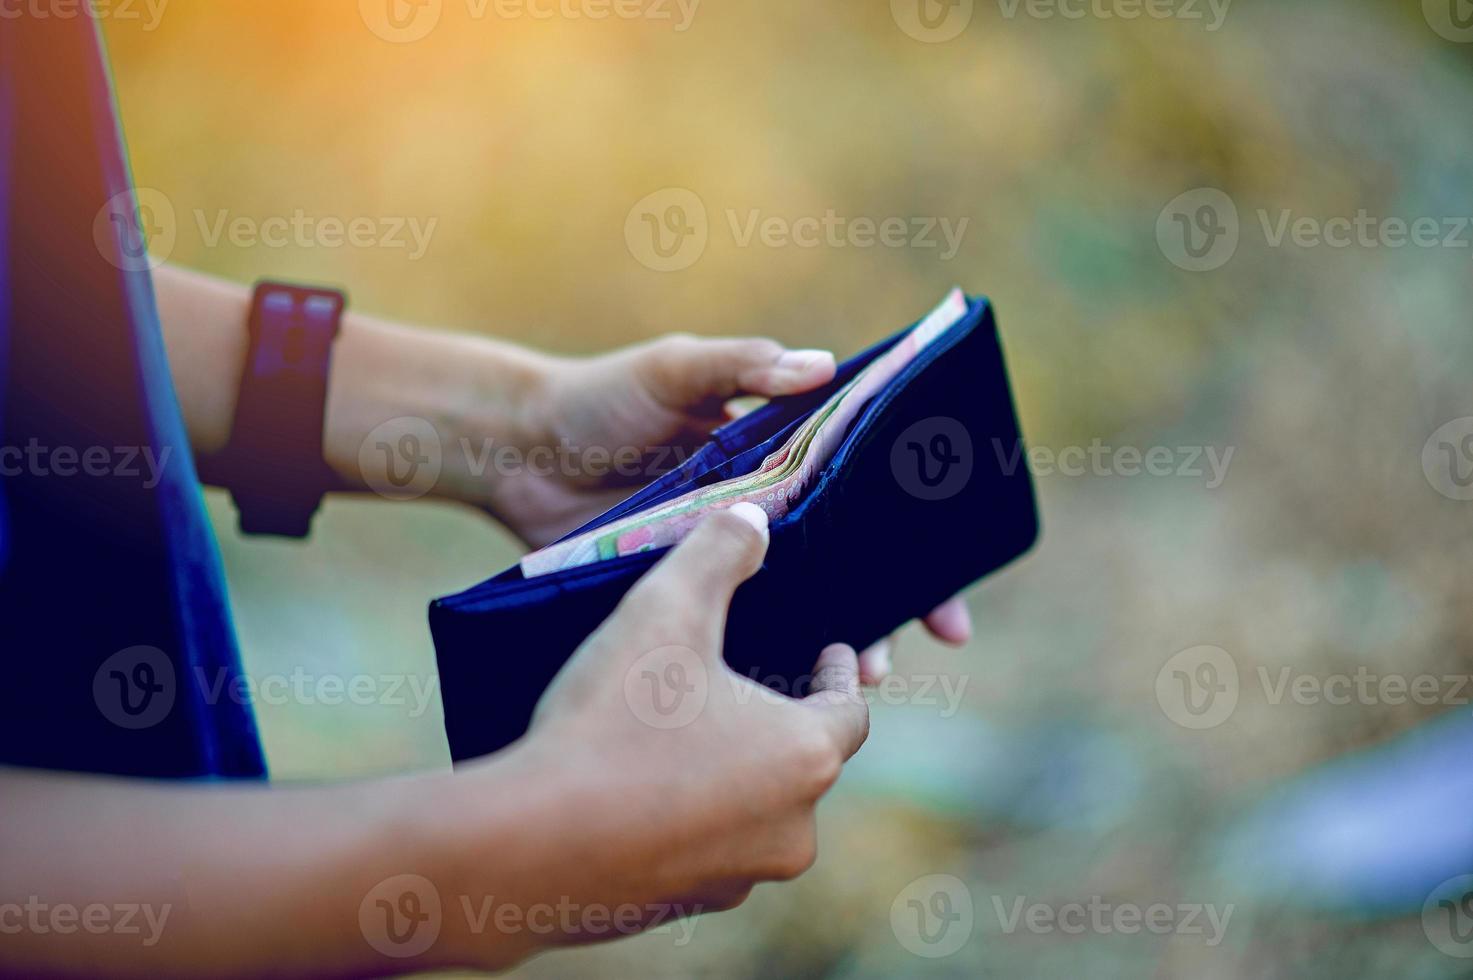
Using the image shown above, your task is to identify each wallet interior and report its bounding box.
[442,298,974,608]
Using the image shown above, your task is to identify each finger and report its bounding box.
[922,597,972,646]
[857,638,893,687]
[723,395,769,421]
[804,644,870,761]
[639,335,837,410]
[737,347,836,398]
[678,882,754,915]
[621,503,771,651]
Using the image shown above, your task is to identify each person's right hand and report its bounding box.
[446,502,869,967]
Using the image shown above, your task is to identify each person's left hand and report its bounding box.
[473,333,840,548]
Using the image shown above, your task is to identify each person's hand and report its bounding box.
[443,504,868,964]
[459,333,839,548]
[858,596,973,685]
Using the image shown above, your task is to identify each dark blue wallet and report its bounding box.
[430,295,1039,761]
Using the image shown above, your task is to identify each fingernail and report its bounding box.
[870,641,893,678]
[728,502,770,537]
[776,349,835,374]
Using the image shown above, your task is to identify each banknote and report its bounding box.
[520,288,969,578]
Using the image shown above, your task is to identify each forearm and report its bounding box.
[152,264,550,493]
[0,756,545,978]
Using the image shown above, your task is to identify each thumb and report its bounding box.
[639,335,837,409]
[620,503,771,653]
[804,644,870,761]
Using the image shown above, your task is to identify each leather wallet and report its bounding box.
[430,294,1039,761]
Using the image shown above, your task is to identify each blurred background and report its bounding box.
[105,1,1473,976]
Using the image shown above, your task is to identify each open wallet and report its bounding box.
[430,290,1040,761]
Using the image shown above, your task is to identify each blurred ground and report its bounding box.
[108,1,1473,976]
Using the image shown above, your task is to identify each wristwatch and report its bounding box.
[221,281,347,538]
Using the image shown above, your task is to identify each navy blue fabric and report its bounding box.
[432,297,1040,761]
[0,37,12,574]
[0,16,266,779]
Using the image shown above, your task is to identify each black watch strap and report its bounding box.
[221,281,346,538]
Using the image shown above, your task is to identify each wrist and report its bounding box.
[322,314,554,503]
[417,743,571,971]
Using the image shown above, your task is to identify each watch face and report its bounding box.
[250,285,345,375]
